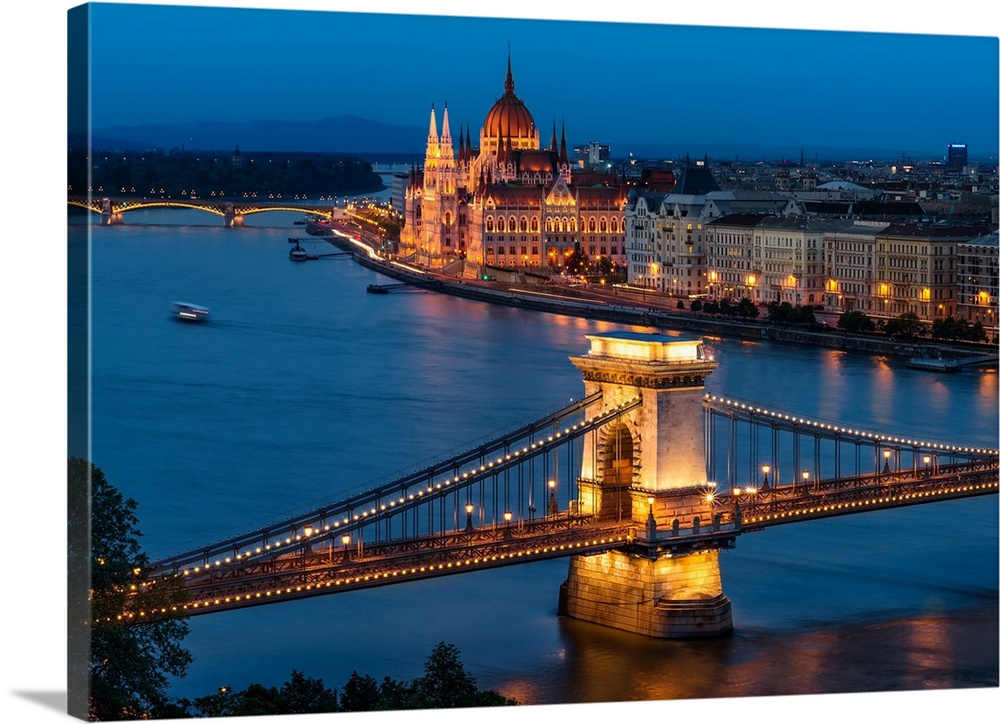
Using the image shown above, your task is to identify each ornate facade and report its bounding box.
[400,56,627,274]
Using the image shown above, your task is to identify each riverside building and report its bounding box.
[399,56,627,276]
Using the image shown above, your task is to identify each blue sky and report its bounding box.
[80,1,999,159]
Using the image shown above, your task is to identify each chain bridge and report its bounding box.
[109,332,998,638]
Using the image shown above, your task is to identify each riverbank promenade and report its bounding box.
[313,219,995,364]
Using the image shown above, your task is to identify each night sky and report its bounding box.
[80,1,999,159]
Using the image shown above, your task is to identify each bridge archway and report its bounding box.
[597,421,635,520]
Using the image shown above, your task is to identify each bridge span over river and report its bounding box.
[106,332,998,639]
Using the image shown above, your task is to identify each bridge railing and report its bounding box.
[714,460,998,530]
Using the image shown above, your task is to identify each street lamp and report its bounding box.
[883,449,892,475]
[801,469,810,495]
[646,496,657,539]
[465,503,475,532]
[341,533,351,563]
[503,510,513,538]
[923,454,931,478]
[761,464,771,490]
[547,479,558,516]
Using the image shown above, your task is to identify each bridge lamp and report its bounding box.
[923,454,932,478]
[802,470,810,494]
[341,534,351,562]
[883,450,892,474]
[548,480,559,516]
[761,464,770,488]
[465,503,475,532]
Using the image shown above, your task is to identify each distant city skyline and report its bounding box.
[80,2,999,161]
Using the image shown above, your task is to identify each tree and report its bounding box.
[190,671,339,717]
[734,297,759,319]
[339,671,382,712]
[69,458,193,720]
[883,312,925,341]
[837,310,876,334]
[411,642,517,708]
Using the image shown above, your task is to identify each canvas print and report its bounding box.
[65,1,998,722]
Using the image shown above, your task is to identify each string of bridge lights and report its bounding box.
[739,478,998,527]
[151,399,641,581]
[703,394,999,457]
[107,535,631,624]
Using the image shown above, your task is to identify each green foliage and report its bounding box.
[190,671,338,717]
[183,643,517,716]
[931,316,988,342]
[700,297,759,319]
[766,301,817,327]
[837,310,876,333]
[882,312,925,341]
[339,671,383,712]
[69,458,193,721]
[68,148,383,199]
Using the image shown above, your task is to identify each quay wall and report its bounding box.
[326,236,993,362]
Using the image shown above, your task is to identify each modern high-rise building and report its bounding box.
[947,143,968,171]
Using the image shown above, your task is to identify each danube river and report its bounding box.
[73,201,998,713]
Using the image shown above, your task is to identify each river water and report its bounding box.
[73,199,998,717]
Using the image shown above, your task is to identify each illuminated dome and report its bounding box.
[481,56,538,148]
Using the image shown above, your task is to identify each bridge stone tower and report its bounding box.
[558,331,734,638]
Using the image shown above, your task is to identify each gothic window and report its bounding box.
[486,217,494,232]
[531,217,539,232]
[498,217,506,232]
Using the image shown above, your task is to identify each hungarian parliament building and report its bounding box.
[399,56,627,274]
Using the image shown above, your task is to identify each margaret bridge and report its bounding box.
[104,332,998,639]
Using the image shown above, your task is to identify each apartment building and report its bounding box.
[822,222,888,313]
[873,224,995,321]
[753,217,851,306]
[956,232,999,335]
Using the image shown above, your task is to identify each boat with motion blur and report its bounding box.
[171,301,210,322]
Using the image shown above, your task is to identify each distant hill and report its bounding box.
[87,115,427,155]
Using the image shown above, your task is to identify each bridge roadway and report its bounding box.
[112,459,997,624]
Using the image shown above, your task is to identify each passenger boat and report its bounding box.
[289,242,309,262]
[171,302,210,322]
